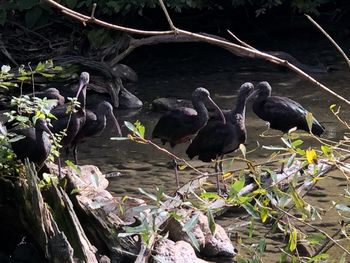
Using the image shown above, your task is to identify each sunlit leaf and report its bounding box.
[291,139,303,148]
[260,207,268,223]
[309,253,329,261]
[305,112,314,132]
[306,148,317,164]
[239,144,246,158]
[110,136,130,141]
[201,192,222,200]
[178,164,187,171]
[230,177,245,196]
[288,228,298,252]
[124,121,136,132]
[222,172,233,179]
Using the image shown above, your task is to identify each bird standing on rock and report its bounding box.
[186,83,254,193]
[250,81,325,136]
[70,101,122,164]
[152,87,226,188]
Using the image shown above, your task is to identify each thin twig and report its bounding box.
[305,14,350,68]
[227,30,257,51]
[44,0,173,36]
[275,206,350,256]
[158,0,177,32]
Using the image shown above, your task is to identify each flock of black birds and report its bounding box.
[2,71,325,193]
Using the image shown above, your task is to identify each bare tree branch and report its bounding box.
[305,14,350,68]
[44,0,350,106]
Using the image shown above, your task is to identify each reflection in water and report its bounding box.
[75,48,350,261]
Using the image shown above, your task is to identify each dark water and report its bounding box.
[71,44,350,260]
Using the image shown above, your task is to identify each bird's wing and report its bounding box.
[186,121,232,160]
[152,108,197,139]
[262,96,308,123]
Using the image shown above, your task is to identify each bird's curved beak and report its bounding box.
[41,121,54,138]
[109,111,122,137]
[75,79,86,99]
[247,89,258,101]
[208,97,226,124]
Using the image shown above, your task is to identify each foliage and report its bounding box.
[0,62,65,174]
[0,0,333,27]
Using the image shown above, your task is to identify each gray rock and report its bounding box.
[119,87,143,109]
[151,97,193,112]
[153,239,208,263]
[164,210,237,258]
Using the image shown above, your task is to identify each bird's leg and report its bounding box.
[173,157,179,188]
[172,149,179,188]
[73,145,78,165]
[215,155,221,194]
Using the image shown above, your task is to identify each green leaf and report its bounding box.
[287,153,296,168]
[306,233,326,245]
[35,62,45,71]
[260,207,268,223]
[258,238,266,253]
[124,121,136,132]
[288,228,298,252]
[309,253,329,262]
[201,192,222,200]
[230,177,245,196]
[242,203,260,219]
[291,139,303,148]
[207,208,216,235]
[291,187,306,210]
[183,211,200,233]
[187,231,200,251]
[65,160,81,175]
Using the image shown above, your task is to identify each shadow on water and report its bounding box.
[75,44,350,261]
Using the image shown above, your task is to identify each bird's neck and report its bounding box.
[192,99,209,125]
[233,97,247,120]
[78,89,86,110]
[35,128,44,146]
[96,111,107,127]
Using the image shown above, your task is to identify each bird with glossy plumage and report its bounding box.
[186,82,254,193]
[70,101,122,164]
[10,118,53,168]
[31,88,65,106]
[50,72,90,148]
[250,81,325,136]
[152,87,226,187]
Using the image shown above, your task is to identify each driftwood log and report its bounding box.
[0,160,237,262]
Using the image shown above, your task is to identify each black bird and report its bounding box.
[70,101,122,164]
[50,72,90,148]
[186,83,254,193]
[10,118,53,168]
[152,87,226,187]
[31,88,65,106]
[250,81,325,136]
